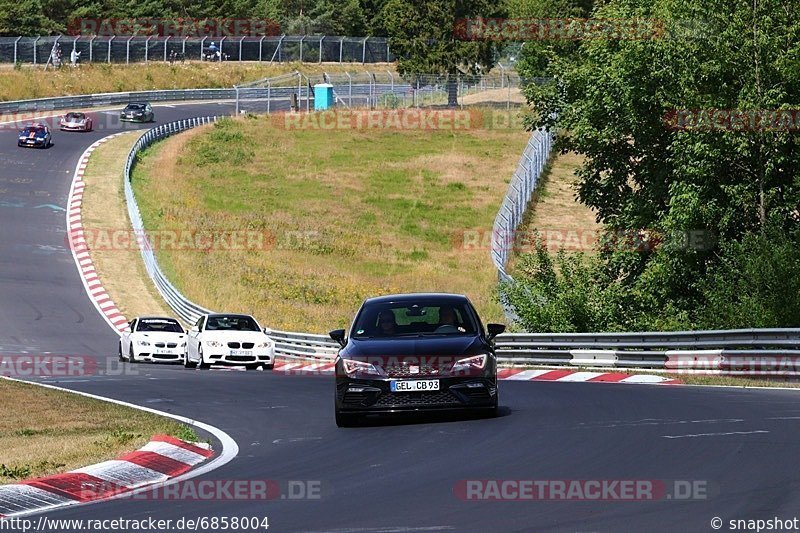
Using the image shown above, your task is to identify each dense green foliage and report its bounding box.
[383,0,504,76]
[505,0,800,331]
[0,0,390,36]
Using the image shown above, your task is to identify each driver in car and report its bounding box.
[377,310,397,336]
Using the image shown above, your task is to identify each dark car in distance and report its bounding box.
[120,102,154,123]
[330,293,505,427]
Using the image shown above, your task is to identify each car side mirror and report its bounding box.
[486,323,505,341]
[329,329,347,348]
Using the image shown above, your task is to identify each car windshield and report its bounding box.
[351,300,478,338]
[137,319,183,333]
[125,104,144,111]
[66,113,84,120]
[22,127,44,134]
[205,315,261,331]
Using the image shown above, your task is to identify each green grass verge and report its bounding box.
[131,113,529,332]
[0,379,199,484]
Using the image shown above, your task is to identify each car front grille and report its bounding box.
[227,342,255,349]
[384,364,443,377]
[374,390,462,407]
[154,342,179,348]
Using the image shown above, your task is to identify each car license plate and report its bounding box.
[154,350,172,355]
[231,350,252,356]
[391,380,440,392]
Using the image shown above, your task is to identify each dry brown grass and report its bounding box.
[131,114,529,332]
[461,87,526,105]
[508,152,599,269]
[81,132,176,320]
[0,62,395,102]
[0,379,194,484]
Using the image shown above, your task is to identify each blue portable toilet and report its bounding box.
[314,83,334,110]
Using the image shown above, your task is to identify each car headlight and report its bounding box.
[137,340,151,346]
[452,354,488,371]
[206,340,223,348]
[341,358,381,376]
[256,341,272,348]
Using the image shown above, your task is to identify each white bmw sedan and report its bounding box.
[119,316,187,363]
[185,313,275,370]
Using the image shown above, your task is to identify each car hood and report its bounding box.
[343,335,486,358]
[133,332,186,342]
[200,331,270,341]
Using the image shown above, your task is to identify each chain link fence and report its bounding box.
[0,36,393,65]
[492,128,555,283]
[234,69,533,112]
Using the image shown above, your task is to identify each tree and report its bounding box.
[0,1,52,36]
[510,0,593,78]
[382,0,505,105]
[506,0,800,331]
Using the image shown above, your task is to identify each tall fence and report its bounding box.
[0,36,393,64]
[491,128,554,282]
[235,70,528,112]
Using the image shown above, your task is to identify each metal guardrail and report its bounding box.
[495,329,800,370]
[124,117,219,326]
[0,87,300,115]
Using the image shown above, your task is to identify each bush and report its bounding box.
[697,230,800,329]
[502,228,800,332]
[500,242,624,332]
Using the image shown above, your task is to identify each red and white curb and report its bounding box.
[273,359,336,374]
[66,134,130,335]
[0,435,212,518]
[271,360,681,384]
[497,368,680,384]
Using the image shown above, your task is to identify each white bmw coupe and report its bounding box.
[119,316,187,363]
[185,313,275,370]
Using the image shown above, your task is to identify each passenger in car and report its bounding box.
[439,306,458,326]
